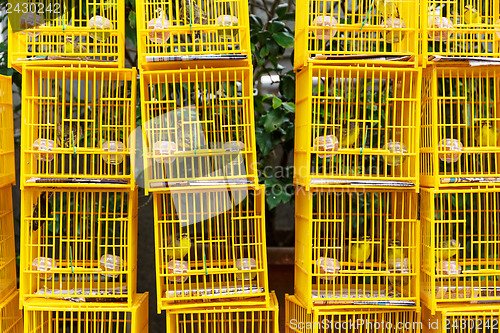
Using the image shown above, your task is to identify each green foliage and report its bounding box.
[0,3,22,119]
[126,8,137,47]
[251,3,295,210]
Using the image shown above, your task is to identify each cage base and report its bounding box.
[166,292,278,332]
[286,294,421,333]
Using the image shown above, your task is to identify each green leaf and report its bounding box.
[264,108,285,132]
[272,96,282,109]
[312,83,326,95]
[266,193,282,210]
[282,102,295,113]
[254,95,264,114]
[279,75,295,101]
[270,21,286,33]
[250,15,263,29]
[276,4,289,19]
[125,14,137,46]
[264,178,292,209]
[255,128,273,156]
[272,31,294,48]
[259,45,269,57]
[256,56,265,67]
[128,11,136,29]
[267,41,279,56]
[280,190,293,204]
[262,94,274,101]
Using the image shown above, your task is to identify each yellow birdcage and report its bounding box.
[422,0,500,63]
[421,66,500,188]
[0,185,17,302]
[294,0,419,70]
[166,291,279,332]
[423,304,500,333]
[421,187,500,314]
[0,75,15,187]
[23,293,149,333]
[286,294,421,333]
[19,187,138,306]
[135,0,251,70]
[8,0,124,73]
[0,291,23,333]
[295,187,419,312]
[153,185,269,311]
[140,65,258,193]
[20,66,137,189]
[294,64,421,190]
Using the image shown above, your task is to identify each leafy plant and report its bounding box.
[250,3,295,210]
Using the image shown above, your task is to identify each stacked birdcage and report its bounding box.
[289,0,421,331]
[422,305,500,333]
[422,0,500,65]
[8,0,125,71]
[135,0,278,330]
[0,75,22,333]
[8,2,149,330]
[419,1,500,329]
